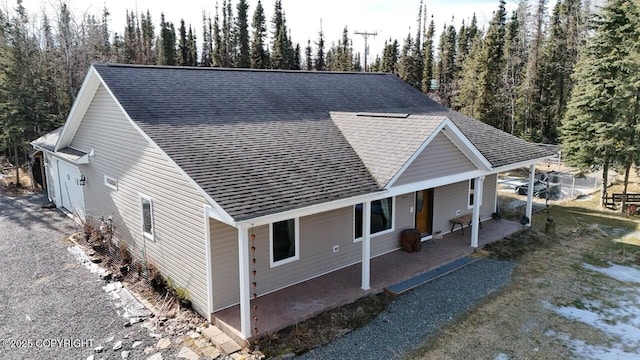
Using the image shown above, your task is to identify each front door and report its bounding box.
[415,189,434,236]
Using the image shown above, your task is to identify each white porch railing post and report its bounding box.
[526,164,535,226]
[237,226,251,339]
[362,200,371,290]
[471,176,484,248]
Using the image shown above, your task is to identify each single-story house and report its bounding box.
[32,64,553,341]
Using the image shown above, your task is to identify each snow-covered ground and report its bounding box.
[545,263,640,359]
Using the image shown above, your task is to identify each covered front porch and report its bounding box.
[212,218,522,342]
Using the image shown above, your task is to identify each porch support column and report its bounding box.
[471,176,485,248]
[525,164,535,226]
[361,200,371,290]
[237,226,251,339]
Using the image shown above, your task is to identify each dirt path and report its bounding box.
[410,200,640,359]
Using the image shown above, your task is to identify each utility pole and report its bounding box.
[354,30,377,72]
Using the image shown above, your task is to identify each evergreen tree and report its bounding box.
[187,25,198,66]
[40,14,67,125]
[474,0,508,129]
[503,10,527,134]
[435,23,457,107]
[113,32,124,62]
[332,26,354,71]
[250,0,269,69]
[352,52,362,72]
[235,0,250,68]
[456,33,484,116]
[292,43,301,70]
[314,27,326,71]
[140,11,154,64]
[538,0,585,143]
[519,0,548,139]
[99,6,111,61]
[212,10,223,67]
[178,19,188,65]
[398,32,418,88]
[159,13,177,66]
[421,17,435,92]
[380,38,399,74]
[0,0,53,186]
[56,3,84,100]
[201,13,213,66]
[304,40,313,70]
[270,0,294,69]
[221,0,234,67]
[561,0,640,206]
[124,10,139,63]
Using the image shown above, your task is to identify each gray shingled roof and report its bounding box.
[93,64,554,221]
[332,112,446,187]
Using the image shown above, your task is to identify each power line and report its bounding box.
[354,30,378,72]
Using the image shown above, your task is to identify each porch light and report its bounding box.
[79,175,86,186]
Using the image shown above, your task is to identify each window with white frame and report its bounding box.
[468,179,482,208]
[468,179,475,208]
[139,194,155,241]
[104,175,118,190]
[354,197,394,241]
[270,218,299,266]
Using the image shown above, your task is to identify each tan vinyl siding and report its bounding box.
[210,194,414,310]
[70,85,210,315]
[210,219,239,311]
[432,174,497,235]
[394,132,477,186]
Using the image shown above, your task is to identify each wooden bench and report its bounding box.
[449,214,482,235]
[603,193,640,209]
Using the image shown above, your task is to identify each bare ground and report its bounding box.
[410,192,640,359]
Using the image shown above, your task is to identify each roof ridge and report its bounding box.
[94,62,390,76]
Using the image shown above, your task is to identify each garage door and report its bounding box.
[57,160,85,221]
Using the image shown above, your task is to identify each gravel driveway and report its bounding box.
[299,258,515,360]
[0,193,178,360]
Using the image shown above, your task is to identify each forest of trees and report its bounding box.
[0,0,637,199]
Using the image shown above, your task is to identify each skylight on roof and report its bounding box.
[356,113,410,119]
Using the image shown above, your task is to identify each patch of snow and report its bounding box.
[103,281,151,319]
[494,353,509,360]
[547,331,640,360]
[544,277,640,356]
[583,263,640,284]
[67,246,107,275]
[67,245,150,320]
[545,302,640,348]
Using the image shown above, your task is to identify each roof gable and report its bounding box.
[392,131,478,187]
[331,112,446,187]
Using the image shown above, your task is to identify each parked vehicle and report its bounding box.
[515,179,547,196]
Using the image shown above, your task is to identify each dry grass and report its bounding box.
[0,166,33,195]
[409,193,640,360]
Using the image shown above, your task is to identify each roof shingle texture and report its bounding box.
[93,64,554,221]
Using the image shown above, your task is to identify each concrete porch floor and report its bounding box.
[213,219,523,340]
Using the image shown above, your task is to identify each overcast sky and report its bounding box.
[15,0,539,61]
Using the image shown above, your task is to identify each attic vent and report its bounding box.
[356,112,410,119]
